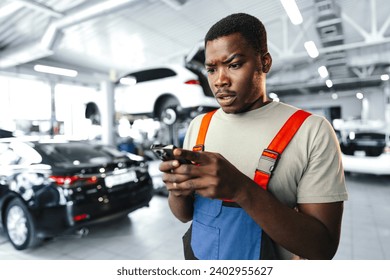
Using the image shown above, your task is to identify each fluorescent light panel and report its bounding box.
[119,76,137,86]
[280,0,303,25]
[304,41,319,58]
[381,74,389,81]
[269,92,278,99]
[34,64,78,77]
[318,66,329,78]
[326,79,333,88]
[0,2,23,18]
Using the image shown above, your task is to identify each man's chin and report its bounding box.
[220,106,238,114]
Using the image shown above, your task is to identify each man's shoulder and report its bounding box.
[275,102,326,124]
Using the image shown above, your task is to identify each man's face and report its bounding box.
[205,33,270,114]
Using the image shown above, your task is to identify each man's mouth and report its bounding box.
[215,91,237,106]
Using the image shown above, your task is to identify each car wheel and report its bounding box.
[4,198,39,250]
[157,98,180,126]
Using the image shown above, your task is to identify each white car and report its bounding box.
[115,64,219,125]
[339,125,390,175]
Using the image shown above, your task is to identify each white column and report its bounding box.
[384,81,390,125]
[49,80,57,136]
[100,80,116,146]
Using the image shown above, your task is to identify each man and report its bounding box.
[159,13,348,260]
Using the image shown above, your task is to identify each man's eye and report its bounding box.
[206,68,215,74]
[229,63,241,69]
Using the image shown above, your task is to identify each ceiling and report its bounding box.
[0,0,389,96]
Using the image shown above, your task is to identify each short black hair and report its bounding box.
[204,13,268,56]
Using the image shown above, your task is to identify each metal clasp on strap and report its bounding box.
[257,149,280,175]
[192,144,204,152]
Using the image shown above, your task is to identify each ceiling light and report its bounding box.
[304,41,319,58]
[0,2,23,18]
[381,74,389,81]
[356,92,364,100]
[318,66,329,78]
[119,76,137,86]
[326,79,333,88]
[269,92,280,102]
[280,0,303,25]
[331,93,338,100]
[34,64,78,77]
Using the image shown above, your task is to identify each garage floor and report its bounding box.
[0,173,389,260]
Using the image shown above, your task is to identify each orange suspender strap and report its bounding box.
[254,110,311,190]
[193,109,217,152]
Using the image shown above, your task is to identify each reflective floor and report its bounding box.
[334,173,390,260]
[0,173,389,260]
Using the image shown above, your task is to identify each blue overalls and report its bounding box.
[184,109,311,260]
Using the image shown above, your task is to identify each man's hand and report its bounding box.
[159,157,194,197]
[159,147,251,200]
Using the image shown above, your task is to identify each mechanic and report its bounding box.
[159,13,348,260]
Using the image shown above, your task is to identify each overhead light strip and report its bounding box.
[280,0,303,25]
[318,66,329,78]
[0,2,23,18]
[304,41,319,58]
[381,74,389,81]
[119,76,137,86]
[34,64,78,77]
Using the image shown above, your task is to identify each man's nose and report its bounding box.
[214,68,230,88]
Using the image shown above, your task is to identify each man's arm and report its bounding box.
[234,178,343,259]
[167,193,194,223]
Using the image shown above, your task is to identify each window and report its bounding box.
[37,143,112,165]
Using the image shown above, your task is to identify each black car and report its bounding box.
[0,138,154,250]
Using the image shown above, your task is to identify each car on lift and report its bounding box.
[115,49,219,126]
[337,121,390,175]
[0,137,154,250]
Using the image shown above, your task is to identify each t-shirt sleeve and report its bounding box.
[297,117,348,203]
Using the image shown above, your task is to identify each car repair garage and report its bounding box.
[0,0,389,263]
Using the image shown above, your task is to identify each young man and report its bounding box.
[159,13,348,260]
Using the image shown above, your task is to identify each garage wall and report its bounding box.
[283,87,387,123]
[364,88,387,121]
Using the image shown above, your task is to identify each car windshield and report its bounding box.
[36,142,113,165]
[354,132,386,140]
[122,68,176,84]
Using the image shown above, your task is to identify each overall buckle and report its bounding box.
[192,144,204,152]
[257,149,280,175]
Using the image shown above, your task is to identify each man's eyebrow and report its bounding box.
[205,53,243,67]
[223,53,243,64]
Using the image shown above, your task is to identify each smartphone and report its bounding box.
[150,144,191,164]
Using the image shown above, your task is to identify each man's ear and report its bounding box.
[261,52,272,73]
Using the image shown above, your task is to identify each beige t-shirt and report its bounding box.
[183,101,348,259]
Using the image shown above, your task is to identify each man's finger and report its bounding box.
[173,148,204,164]
[159,159,180,172]
[162,172,190,184]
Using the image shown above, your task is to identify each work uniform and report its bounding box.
[182,101,348,260]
